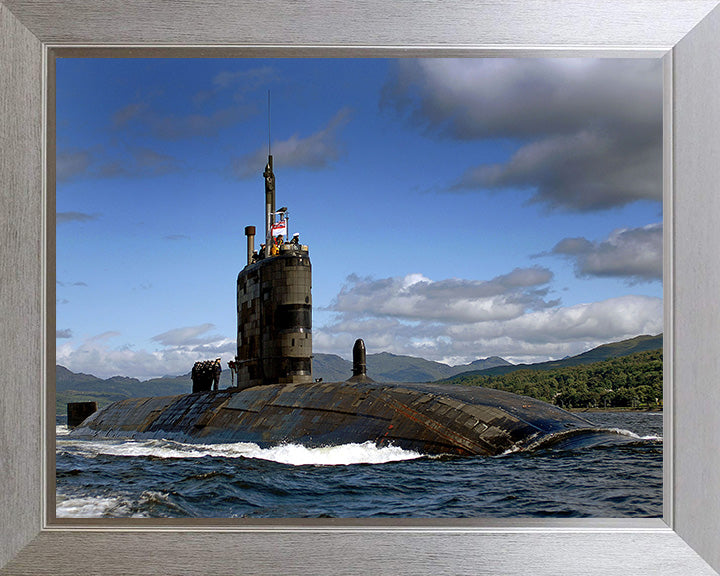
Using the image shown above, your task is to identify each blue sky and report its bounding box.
[56,58,663,379]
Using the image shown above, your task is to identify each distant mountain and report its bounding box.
[55,334,661,415]
[459,356,513,372]
[55,365,234,415]
[439,333,663,382]
[312,352,511,383]
[311,353,353,382]
[57,351,512,413]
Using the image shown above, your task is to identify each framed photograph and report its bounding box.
[2,1,720,574]
[52,55,665,521]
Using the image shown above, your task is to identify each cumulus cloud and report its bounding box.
[382,58,662,212]
[445,295,662,344]
[56,324,236,380]
[56,329,72,339]
[316,268,662,365]
[548,223,662,283]
[329,267,556,324]
[232,108,352,178]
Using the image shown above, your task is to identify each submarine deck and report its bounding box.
[70,379,604,456]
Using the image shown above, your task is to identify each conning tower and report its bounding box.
[234,155,312,388]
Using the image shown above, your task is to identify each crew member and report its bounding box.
[212,358,222,391]
[191,362,199,393]
[291,232,300,245]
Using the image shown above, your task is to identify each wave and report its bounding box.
[602,427,663,442]
[56,490,182,518]
[56,437,423,466]
[55,493,147,518]
[522,426,663,453]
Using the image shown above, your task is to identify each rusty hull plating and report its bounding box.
[69,154,608,456]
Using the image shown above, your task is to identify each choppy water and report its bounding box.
[55,411,662,518]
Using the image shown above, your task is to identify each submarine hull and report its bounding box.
[71,380,615,456]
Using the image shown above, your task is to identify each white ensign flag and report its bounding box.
[271,219,288,237]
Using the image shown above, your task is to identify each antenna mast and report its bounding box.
[263,91,276,256]
[267,89,271,156]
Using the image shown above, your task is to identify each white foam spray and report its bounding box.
[56,437,423,466]
[55,493,146,518]
[603,427,663,442]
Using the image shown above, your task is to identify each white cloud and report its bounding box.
[57,325,236,380]
[329,268,556,324]
[57,289,662,378]
[316,268,662,365]
[548,223,662,282]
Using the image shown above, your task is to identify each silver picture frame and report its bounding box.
[2,1,720,574]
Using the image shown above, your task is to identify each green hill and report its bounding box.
[440,334,662,381]
[445,348,663,409]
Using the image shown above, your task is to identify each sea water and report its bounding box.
[55,411,662,518]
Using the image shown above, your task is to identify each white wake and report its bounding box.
[56,434,423,466]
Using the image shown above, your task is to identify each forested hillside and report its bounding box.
[445,349,662,409]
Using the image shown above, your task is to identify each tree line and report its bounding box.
[449,349,662,409]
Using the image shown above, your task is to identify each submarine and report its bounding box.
[67,154,626,456]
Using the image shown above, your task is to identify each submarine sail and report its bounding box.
[234,155,312,388]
